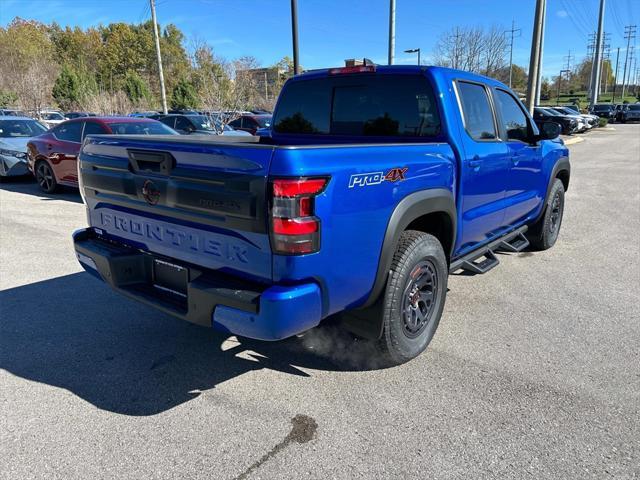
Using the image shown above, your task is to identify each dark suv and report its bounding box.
[619,104,640,123]
[228,114,272,135]
[589,104,615,120]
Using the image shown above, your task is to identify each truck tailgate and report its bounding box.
[78,135,275,282]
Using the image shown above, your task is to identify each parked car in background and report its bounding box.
[27,117,177,193]
[554,106,598,128]
[589,103,616,120]
[614,104,626,122]
[37,110,67,128]
[619,103,640,123]
[0,108,26,117]
[0,117,48,177]
[228,114,272,135]
[129,111,160,118]
[65,112,97,119]
[548,107,589,132]
[533,107,578,135]
[157,114,252,136]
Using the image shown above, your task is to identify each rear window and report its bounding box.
[273,74,440,137]
[628,105,640,111]
[107,122,177,135]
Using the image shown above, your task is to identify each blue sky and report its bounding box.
[1,0,638,78]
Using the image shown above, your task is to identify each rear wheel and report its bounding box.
[527,178,565,250]
[377,231,448,365]
[35,160,58,193]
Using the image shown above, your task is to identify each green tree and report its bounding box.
[170,78,198,110]
[123,70,151,105]
[52,64,82,110]
[52,64,97,110]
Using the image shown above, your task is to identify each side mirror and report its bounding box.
[539,121,561,140]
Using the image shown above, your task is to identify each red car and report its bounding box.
[228,114,272,135]
[27,116,177,193]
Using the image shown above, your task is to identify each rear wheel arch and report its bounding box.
[362,188,456,309]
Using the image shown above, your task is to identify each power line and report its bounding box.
[505,20,521,88]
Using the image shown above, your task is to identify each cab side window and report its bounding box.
[457,81,497,141]
[495,89,530,142]
[54,122,83,143]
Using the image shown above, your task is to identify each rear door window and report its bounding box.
[456,81,497,141]
[82,121,107,139]
[273,74,440,137]
[54,122,83,143]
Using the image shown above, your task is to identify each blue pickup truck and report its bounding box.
[73,65,569,365]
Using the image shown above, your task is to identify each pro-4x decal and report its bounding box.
[349,167,408,188]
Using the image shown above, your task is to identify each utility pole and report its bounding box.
[535,1,546,104]
[291,0,300,74]
[525,0,545,113]
[150,0,168,114]
[589,0,605,107]
[388,0,396,65]
[612,47,620,103]
[556,69,571,104]
[621,25,637,99]
[452,28,462,69]
[600,38,611,95]
[505,20,521,88]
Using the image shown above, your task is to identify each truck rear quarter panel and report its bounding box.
[269,143,456,316]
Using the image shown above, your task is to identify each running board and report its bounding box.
[450,226,528,275]
[495,231,530,253]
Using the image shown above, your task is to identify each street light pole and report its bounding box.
[404,48,421,66]
[291,0,300,74]
[388,0,396,65]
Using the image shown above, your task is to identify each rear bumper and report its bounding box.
[73,228,322,340]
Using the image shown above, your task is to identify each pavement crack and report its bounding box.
[234,414,318,480]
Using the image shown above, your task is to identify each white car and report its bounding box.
[38,111,67,129]
[0,116,48,177]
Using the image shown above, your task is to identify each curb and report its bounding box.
[563,137,585,146]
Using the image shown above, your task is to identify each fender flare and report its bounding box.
[362,188,456,309]
[535,156,570,223]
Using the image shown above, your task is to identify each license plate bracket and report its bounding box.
[153,259,188,297]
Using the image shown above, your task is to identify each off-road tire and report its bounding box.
[377,231,448,365]
[527,178,565,250]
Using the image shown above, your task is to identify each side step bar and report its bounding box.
[450,226,528,275]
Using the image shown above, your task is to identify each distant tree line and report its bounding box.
[0,18,293,114]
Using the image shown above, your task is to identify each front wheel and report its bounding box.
[377,231,448,365]
[527,179,565,250]
[35,160,58,193]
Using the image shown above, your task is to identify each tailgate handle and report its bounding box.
[128,149,175,175]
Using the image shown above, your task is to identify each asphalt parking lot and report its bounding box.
[1,124,639,480]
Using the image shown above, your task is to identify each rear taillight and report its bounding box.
[270,177,328,255]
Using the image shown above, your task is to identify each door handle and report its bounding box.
[511,153,521,165]
[468,156,482,169]
[46,144,53,150]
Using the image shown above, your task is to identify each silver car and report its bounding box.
[0,117,48,177]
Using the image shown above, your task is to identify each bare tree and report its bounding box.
[433,25,508,77]
[482,26,508,77]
